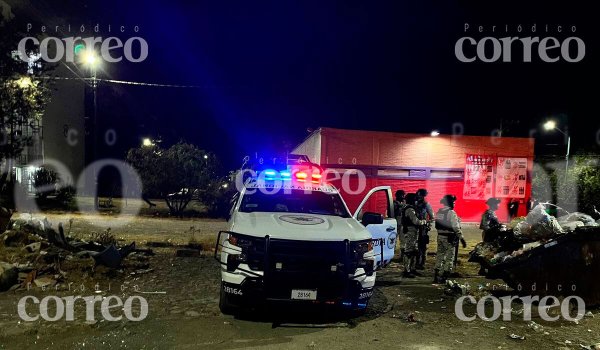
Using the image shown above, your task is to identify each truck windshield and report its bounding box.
[240,190,350,217]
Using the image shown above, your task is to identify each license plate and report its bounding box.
[291,289,317,300]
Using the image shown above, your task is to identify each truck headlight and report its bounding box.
[226,234,255,271]
[226,253,247,271]
[353,240,375,275]
[354,241,374,255]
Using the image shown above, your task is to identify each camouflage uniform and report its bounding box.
[480,209,500,242]
[394,200,406,255]
[435,207,462,276]
[402,206,426,274]
[416,201,434,268]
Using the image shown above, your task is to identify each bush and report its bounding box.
[56,186,76,207]
[33,167,58,199]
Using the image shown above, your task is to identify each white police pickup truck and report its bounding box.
[215,161,397,315]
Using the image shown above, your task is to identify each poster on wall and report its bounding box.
[495,157,528,198]
[463,154,496,200]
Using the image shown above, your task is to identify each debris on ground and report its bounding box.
[528,321,544,333]
[0,216,153,292]
[508,334,526,340]
[444,280,470,296]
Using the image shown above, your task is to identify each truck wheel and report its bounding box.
[219,284,238,315]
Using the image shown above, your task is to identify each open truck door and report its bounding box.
[353,186,397,268]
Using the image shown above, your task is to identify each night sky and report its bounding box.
[5,0,599,170]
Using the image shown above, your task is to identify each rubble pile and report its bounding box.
[0,217,152,292]
[470,204,599,268]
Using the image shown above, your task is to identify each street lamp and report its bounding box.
[543,119,571,182]
[142,138,154,147]
[82,49,100,209]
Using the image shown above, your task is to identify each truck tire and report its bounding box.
[219,283,238,315]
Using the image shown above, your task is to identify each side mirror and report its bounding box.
[361,212,384,226]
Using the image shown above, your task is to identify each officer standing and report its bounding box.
[480,198,501,242]
[401,193,427,278]
[434,195,466,283]
[415,189,434,270]
[394,190,406,258]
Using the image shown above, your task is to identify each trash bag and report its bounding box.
[558,212,599,227]
[517,204,564,240]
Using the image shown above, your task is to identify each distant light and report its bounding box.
[82,50,99,67]
[430,130,440,137]
[222,183,228,189]
[543,120,557,131]
[203,155,209,159]
[142,138,154,147]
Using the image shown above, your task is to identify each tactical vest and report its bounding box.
[435,209,454,232]
[402,205,417,233]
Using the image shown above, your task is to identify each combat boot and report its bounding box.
[439,271,450,284]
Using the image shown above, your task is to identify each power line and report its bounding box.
[40,75,207,88]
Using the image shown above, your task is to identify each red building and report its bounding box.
[293,127,535,222]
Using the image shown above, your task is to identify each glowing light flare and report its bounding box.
[544,120,557,131]
[82,49,99,67]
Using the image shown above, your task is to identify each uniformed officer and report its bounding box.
[401,193,427,278]
[394,190,406,258]
[434,195,465,283]
[480,197,501,242]
[415,188,434,270]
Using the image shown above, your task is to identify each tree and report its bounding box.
[0,10,52,205]
[126,141,223,216]
[532,155,600,216]
[32,166,58,199]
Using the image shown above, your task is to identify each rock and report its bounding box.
[0,262,18,292]
[33,276,56,288]
[170,308,183,315]
[176,249,200,258]
[185,310,200,317]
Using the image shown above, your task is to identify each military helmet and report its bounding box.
[486,197,501,205]
[416,188,428,197]
[405,193,418,206]
[395,190,406,200]
[440,194,457,207]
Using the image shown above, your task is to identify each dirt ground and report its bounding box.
[1,215,599,349]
